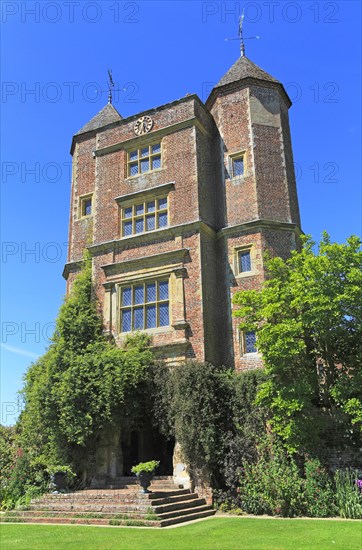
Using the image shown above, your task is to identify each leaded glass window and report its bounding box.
[239,250,252,273]
[127,143,162,177]
[232,154,245,177]
[79,194,93,218]
[244,331,257,354]
[120,280,170,332]
[121,196,168,237]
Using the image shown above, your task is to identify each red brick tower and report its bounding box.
[206,55,301,370]
[63,53,301,483]
[64,55,301,372]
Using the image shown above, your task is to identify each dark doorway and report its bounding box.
[151,432,174,475]
[121,431,139,476]
[121,428,174,476]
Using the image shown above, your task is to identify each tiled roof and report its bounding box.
[75,103,122,136]
[216,56,280,88]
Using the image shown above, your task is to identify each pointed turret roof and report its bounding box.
[206,56,290,110]
[216,56,279,88]
[75,103,122,136]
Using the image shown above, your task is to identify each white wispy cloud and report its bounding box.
[1,343,40,359]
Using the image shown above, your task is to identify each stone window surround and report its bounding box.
[78,193,93,219]
[126,141,162,178]
[120,196,168,237]
[233,244,256,278]
[239,329,258,356]
[228,150,247,180]
[119,279,170,333]
[115,182,175,239]
[101,249,189,338]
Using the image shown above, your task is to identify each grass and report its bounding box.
[0,517,361,550]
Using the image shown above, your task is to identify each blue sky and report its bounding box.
[1,0,361,425]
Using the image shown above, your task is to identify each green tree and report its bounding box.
[151,362,268,489]
[151,362,233,486]
[16,252,153,490]
[0,425,18,502]
[233,233,362,453]
[223,369,268,490]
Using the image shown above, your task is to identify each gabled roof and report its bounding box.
[215,55,280,88]
[75,103,122,136]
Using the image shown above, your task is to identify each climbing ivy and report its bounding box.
[11,252,154,501]
[151,361,268,488]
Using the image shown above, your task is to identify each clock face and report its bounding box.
[134,115,153,136]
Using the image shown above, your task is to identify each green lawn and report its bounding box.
[1,517,361,550]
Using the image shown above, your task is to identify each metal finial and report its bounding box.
[225,11,260,56]
[97,71,127,104]
[107,68,114,104]
[239,13,245,57]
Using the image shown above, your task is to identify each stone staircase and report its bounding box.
[1,477,215,528]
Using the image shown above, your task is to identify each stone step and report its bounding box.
[87,483,178,493]
[6,503,212,520]
[38,488,188,498]
[2,506,216,528]
[29,492,198,515]
[159,508,216,527]
[7,483,215,528]
[119,489,191,500]
[90,476,176,489]
[148,493,199,506]
[28,499,201,514]
[1,516,160,527]
[157,504,213,521]
[29,503,153,513]
[153,498,206,514]
[98,480,177,485]
[31,494,203,514]
[4,510,158,520]
[33,488,190,503]
[5,504,214,523]
[110,476,173,483]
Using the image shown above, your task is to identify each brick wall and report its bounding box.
[65,70,301,371]
[210,88,258,228]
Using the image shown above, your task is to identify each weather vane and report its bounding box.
[107,68,115,104]
[225,11,260,57]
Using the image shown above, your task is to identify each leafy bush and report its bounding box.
[238,440,305,517]
[151,362,268,489]
[213,489,240,511]
[0,425,17,505]
[233,233,362,453]
[220,451,359,519]
[131,460,160,475]
[304,458,337,517]
[151,361,234,487]
[335,468,362,519]
[223,370,268,491]
[1,453,47,509]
